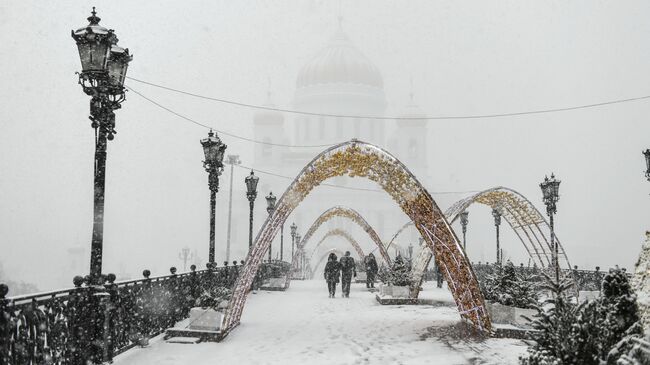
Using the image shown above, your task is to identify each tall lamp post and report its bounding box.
[265,192,277,261]
[460,211,469,252]
[295,233,302,276]
[200,130,227,264]
[290,222,297,260]
[178,247,193,271]
[245,170,259,252]
[225,155,241,261]
[492,207,502,265]
[72,8,132,283]
[644,149,650,182]
[540,173,561,282]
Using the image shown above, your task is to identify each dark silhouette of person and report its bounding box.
[339,251,357,297]
[364,253,378,288]
[323,253,341,298]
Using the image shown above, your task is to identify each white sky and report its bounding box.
[1,0,649,291]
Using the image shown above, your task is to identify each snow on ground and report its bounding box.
[113,280,528,365]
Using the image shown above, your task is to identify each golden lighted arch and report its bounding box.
[410,186,574,290]
[294,206,391,266]
[224,140,490,336]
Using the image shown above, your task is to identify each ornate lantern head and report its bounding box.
[491,207,502,226]
[644,149,650,181]
[201,130,227,173]
[71,8,115,76]
[540,173,561,215]
[106,45,132,91]
[459,211,469,228]
[290,222,298,237]
[266,192,277,214]
[245,170,259,200]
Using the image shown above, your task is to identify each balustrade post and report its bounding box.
[0,284,9,365]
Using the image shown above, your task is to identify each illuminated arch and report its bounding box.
[310,248,345,277]
[308,229,365,264]
[386,221,415,251]
[294,206,391,266]
[411,186,574,290]
[224,140,490,336]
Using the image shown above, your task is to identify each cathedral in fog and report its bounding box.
[252,22,428,260]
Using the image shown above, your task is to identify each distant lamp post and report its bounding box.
[72,8,132,283]
[459,211,469,252]
[492,207,502,265]
[295,233,303,276]
[408,243,413,260]
[540,173,561,282]
[245,170,259,251]
[225,155,241,262]
[178,247,193,271]
[290,222,298,260]
[644,149,650,182]
[265,192,277,261]
[201,130,227,264]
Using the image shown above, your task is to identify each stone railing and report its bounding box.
[0,260,274,364]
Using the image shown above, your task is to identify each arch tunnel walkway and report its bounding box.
[113,281,525,365]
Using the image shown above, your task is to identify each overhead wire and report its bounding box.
[126,76,650,121]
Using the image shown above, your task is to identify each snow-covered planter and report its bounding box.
[379,283,392,297]
[486,301,536,327]
[188,307,224,331]
[378,284,410,298]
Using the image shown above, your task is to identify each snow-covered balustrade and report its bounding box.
[0,263,246,364]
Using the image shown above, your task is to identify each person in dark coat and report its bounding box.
[364,253,378,288]
[339,251,357,298]
[324,253,341,298]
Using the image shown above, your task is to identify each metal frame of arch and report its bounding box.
[223,140,490,336]
[308,228,365,264]
[293,206,391,266]
[410,186,574,294]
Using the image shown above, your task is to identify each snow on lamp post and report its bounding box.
[460,211,469,252]
[72,7,132,283]
[492,207,502,265]
[540,173,561,282]
[245,170,259,252]
[265,192,277,262]
[201,130,227,264]
[644,149,650,182]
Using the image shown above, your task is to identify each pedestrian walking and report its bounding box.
[364,253,378,288]
[324,253,341,298]
[339,251,357,297]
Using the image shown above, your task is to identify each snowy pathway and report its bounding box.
[113,280,527,365]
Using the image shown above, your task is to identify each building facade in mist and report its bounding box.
[253,23,428,262]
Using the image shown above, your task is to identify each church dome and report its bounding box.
[296,28,383,90]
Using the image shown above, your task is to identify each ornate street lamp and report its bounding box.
[644,149,650,182]
[245,170,259,251]
[201,130,227,264]
[459,211,469,252]
[225,155,241,262]
[540,173,561,282]
[492,207,502,265]
[265,192,277,261]
[290,222,298,260]
[72,8,132,283]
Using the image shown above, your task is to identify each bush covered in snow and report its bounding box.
[520,268,643,365]
[482,261,538,309]
[377,255,412,286]
[196,286,232,312]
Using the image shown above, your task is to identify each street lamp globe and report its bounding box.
[644,149,650,181]
[266,192,277,214]
[491,207,502,226]
[245,170,259,200]
[460,211,469,228]
[106,45,132,92]
[290,222,297,237]
[71,8,114,76]
[201,130,227,173]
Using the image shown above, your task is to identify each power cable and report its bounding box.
[126,76,650,121]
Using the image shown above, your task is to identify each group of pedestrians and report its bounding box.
[323,252,379,297]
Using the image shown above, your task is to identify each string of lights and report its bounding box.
[126,76,650,120]
[235,163,480,196]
